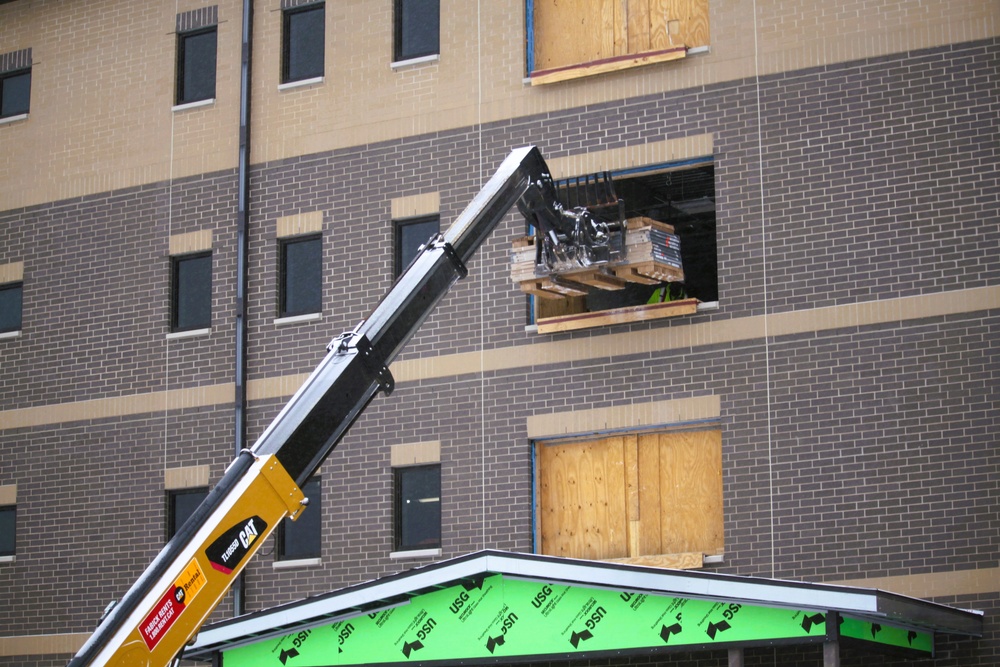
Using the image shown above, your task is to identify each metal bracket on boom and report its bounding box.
[424,233,468,279]
[328,330,395,396]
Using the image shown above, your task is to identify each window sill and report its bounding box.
[390,548,441,560]
[278,76,324,91]
[536,298,700,334]
[166,327,211,340]
[0,555,14,564]
[0,330,21,340]
[0,113,28,126]
[172,98,215,112]
[272,557,322,570]
[274,312,322,326]
[529,45,686,86]
[391,54,439,70]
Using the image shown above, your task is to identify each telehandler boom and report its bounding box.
[66,146,566,667]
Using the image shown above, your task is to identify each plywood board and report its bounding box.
[664,0,709,48]
[648,431,724,555]
[537,437,629,560]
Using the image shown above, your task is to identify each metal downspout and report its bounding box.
[233,0,254,618]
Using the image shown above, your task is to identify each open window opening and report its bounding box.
[515,160,717,333]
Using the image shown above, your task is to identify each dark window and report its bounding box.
[167,489,208,540]
[280,235,322,317]
[0,506,14,557]
[278,477,321,560]
[171,253,212,332]
[394,465,441,551]
[394,215,439,277]
[0,69,30,118]
[393,0,439,62]
[283,3,325,83]
[176,28,217,104]
[0,282,22,333]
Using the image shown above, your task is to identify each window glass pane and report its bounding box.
[1,70,30,117]
[396,216,439,277]
[173,254,212,331]
[396,465,440,550]
[285,5,325,82]
[281,236,322,316]
[0,283,23,333]
[281,478,321,559]
[396,0,439,61]
[169,489,207,539]
[178,29,217,104]
[0,507,14,556]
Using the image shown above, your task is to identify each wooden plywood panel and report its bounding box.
[637,435,662,555]
[533,0,615,71]
[537,437,628,560]
[649,0,672,49]
[650,430,723,555]
[665,0,709,48]
[627,0,651,54]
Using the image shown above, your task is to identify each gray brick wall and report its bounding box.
[0,37,997,664]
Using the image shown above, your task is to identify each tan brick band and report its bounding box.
[1,285,997,431]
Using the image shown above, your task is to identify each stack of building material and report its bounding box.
[511,217,684,298]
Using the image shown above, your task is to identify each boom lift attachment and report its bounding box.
[67,146,563,667]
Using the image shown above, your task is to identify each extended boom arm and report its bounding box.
[67,146,557,667]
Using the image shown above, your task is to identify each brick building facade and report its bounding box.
[0,1,997,665]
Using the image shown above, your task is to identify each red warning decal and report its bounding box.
[138,558,206,650]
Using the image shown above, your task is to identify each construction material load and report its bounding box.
[512,216,684,300]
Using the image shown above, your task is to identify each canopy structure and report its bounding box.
[185,550,983,666]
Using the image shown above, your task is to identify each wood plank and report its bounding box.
[637,433,662,556]
[533,0,611,71]
[530,46,686,85]
[561,268,627,290]
[537,298,698,333]
[607,552,704,569]
[649,0,671,49]
[537,438,629,560]
[655,430,724,555]
[519,278,588,299]
[613,260,685,283]
[624,435,640,557]
[664,0,710,49]
[627,0,651,54]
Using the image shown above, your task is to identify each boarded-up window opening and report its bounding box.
[535,430,722,569]
[526,0,709,85]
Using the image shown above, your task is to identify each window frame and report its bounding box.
[277,477,322,561]
[393,214,440,278]
[279,233,323,318]
[0,281,23,334]
[0,505,14,557]
[175,26,218,106]
[393,464,442,552]
[281,2,326,84]
[167,488,209,541]
[170,252,212,333]
[522,160,717,333]
[393,0,440,63]
[0,68,31,119]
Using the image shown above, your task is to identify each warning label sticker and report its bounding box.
[138,557,207,650]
